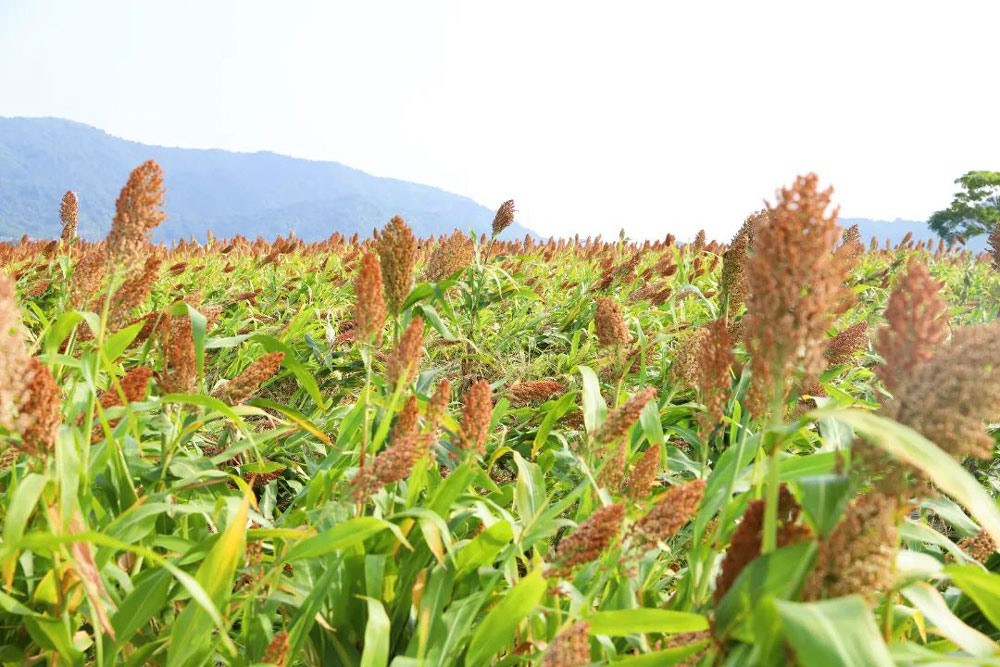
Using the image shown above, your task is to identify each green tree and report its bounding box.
[929,171,1000,239]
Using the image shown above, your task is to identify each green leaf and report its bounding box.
[531,390,577,457]
[902,581,999,656]
[103,319,144,363]
[795,475,853,537]
[586,608,708,636]
[513,452,545,523]
[166,491,250,666]
[774,596,893,667]
[112,570,172,646]
[579,366,606,435]
[360,597,390,667]
[813,408,1000,547]
[466,568,547,665]
[413,304,455,341]
[638,398,664,446]
[610,641,710,666]
[455,520,513,576]
[251,334,326,409]
[283,517,394,562]
[946,564,1000,633]
[1,473,46,585]
[714,541,816,636]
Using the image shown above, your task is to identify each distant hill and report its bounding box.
[841,217,989,253]
[0,117,534,242]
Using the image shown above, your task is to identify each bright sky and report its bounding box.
[2,0,998,241]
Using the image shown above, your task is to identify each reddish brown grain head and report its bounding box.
[634,480,705,547]
[425,231,474,282]
[456,380,493,454]
[100,366,154,410]
[377,216,417,314]
[541,621,590,667]
[887,323,1000,461]
[507,380,564,407]
[354,251,388,344]
[875,260,948,394]
[745,174,851,415]
[17,358,60,458]
[107,160,166,275]
[714,485,807,601]
[595,386,656,444]
[261,631,289,667]
[59,190,79,243]
[720,210,764,313]
[160,310,197,394]
[552,503,625,570]
[594,297,629,348]
[825,321,868,366]
[803,492,899,603]
[385,317,425,387]
[107,255,163,328]
[491,199,515,237]
[218,352,285,405]
[695,319,734,432]
[625,445,660,499]
[70,246,109,309]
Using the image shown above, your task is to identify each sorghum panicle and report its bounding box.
[803,492,899,603]
[507,380,564,407]
[597,438,627,492]
[425,231,473,282]
[99,366,153,410]
[385,317,425,387]
[595,386,656,444]
[959,531,996,564]
[745,174,852,415]
[107,255,163,328]
[720,210,764,313]
[218,352,285,404]
[886,323,1000,461]
[594,297,630,348]
[377,216,417,314]
[491,199,515,237]
[107,160,166,275]
[0,275,31,435]
[875,260,948,394]
[695,319,734,432]
[634,479,705,547]
[456,380,492,454]
[261,631,289,667]
[60,190,78,243]
[824,321,868,366]
[625,445,660,499]
[160,311,197,394]
[540,621,590,667]
[70,246,108,309]
[552,503,625,570]
[714,485,807,601]
[354,251,388,344]
[17,358,60,458]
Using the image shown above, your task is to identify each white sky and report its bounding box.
[1,0,998,241]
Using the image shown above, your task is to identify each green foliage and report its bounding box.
[1,220,1000,666]
[929,170,1000,239]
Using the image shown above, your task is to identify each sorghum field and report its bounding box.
[3,163,1000,667]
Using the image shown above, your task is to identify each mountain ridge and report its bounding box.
[0,116,534,242]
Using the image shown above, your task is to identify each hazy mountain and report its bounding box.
[0,117,534,242]
[841,217,988,253]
